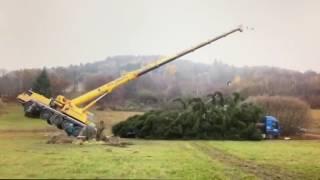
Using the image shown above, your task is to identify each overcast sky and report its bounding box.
[1,0,320,71]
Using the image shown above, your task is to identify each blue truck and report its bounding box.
[261,116,280,139]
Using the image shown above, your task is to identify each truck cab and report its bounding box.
[262,116,280,139]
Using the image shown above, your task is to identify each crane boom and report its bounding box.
[71,27,242,107]
[17,27,243,138]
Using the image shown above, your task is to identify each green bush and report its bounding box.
[112,92,263,140]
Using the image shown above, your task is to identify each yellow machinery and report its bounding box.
[17,27,242,138]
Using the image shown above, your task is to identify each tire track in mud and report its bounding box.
[191,142,303,180]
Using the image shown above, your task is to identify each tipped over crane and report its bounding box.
[17,27,243,139]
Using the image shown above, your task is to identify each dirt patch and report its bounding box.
[104,136,133,147]
[0,131,51,139]
[46,134,75,144]
[299,133,320,140]
[0,98,5,107]
[0,128,56,133]
[46,133,132,147]
[192,142,304,180]
[0,110,7,116]
[0,98,6,115]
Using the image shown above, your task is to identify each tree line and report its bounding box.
[1,56,320,108]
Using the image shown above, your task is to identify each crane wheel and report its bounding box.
[61,120,74,136]
[22,102,87,138]
[40,109,52,121]
[56,119,63,129]
[72,126,82,137]
[49,114,64,129]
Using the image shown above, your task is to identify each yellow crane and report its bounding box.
[17,27,242,138]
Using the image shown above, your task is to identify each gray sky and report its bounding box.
[1,0,320,71]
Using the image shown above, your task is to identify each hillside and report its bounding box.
[1,56,320,108]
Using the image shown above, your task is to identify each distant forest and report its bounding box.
[1,56,320,108]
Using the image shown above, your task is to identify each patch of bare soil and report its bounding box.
[299,133,320,140]
[46,132,132,147]
[0,110,6,116]
[192,142,304,180]
[0,131,48,139]
[104,136,133,147]
[0,128,56,133]
[46,133,76,144]
[0,109,6,116]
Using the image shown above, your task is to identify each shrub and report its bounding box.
[249,96,312,136]
[112,92,263,140]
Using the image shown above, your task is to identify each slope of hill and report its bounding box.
[1,55,320,108]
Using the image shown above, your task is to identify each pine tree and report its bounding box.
[32,69,52,97]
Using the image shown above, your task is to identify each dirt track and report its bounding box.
[301,133,320,139]
[0,128,56,133]
[192,142,304,180]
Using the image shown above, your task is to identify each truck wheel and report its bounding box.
[267,134,274,139]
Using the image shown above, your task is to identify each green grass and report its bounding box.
[0,104,48,130]
[0,104,320,179]
[207,141,320,179]
[0,133,254,179]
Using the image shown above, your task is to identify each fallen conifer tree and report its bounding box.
[112,92,264,140]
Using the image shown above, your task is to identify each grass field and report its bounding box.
[0,104,320,179]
